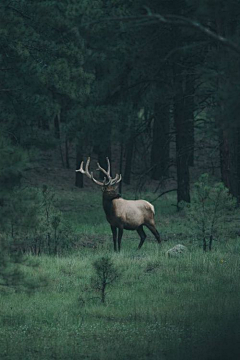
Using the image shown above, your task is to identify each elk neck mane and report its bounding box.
[102,191,121,216]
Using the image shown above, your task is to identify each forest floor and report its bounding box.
[1,148,240,360]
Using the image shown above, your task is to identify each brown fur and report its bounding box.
[102,186,161,251]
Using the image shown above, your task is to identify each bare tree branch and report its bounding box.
[0,88,21,92]
[164,14,240,54]
[84,11,240,55]
[152,189,177,202]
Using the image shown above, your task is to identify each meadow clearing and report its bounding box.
[1,189,240,360]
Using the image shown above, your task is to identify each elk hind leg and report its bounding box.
[137,225,147,250]
[145,223,161,244]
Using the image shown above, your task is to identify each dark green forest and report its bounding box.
[2,0,240,203]
[1,1,240,360]
[1,0,240,250]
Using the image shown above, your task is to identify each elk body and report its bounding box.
[76,158,161,252]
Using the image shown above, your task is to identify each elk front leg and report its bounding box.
[137,225,147,249]
[111,226,117,252]
[117,228,123,252]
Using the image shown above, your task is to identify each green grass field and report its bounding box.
[1,189,240,360]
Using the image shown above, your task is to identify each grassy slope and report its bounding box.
[1,186,240,360]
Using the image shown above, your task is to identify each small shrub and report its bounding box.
[91,256,119,303]
[39,185,73,254]
[182,174,236,251]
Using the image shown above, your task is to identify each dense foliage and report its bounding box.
[2,0,240,198]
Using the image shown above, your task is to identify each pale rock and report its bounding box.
[166,244,188,257]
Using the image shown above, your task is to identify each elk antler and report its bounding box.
[76,157,121,186]
[96,157,112,183]
[111,173,122,185]
[76,157,105,186]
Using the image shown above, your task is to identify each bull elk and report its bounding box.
[76,157,161,252]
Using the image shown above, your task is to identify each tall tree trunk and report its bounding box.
[54,113,60,139]
[215,8,240,201]
[174,70,190,204]
[75,143,83,188]
[185,72,195,166]
[59,141,64,167]
[151,101,170,180]
[219,129,231,190]
[119,141,123,194]
[65,137,70,169]
[220,127,240,203]
[230,128,240,203]
[123,138,134,185]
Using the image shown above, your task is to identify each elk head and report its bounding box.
[76,157,121,197]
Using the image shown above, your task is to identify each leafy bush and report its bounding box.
[0,185,73,255]
[182,174,236,250]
